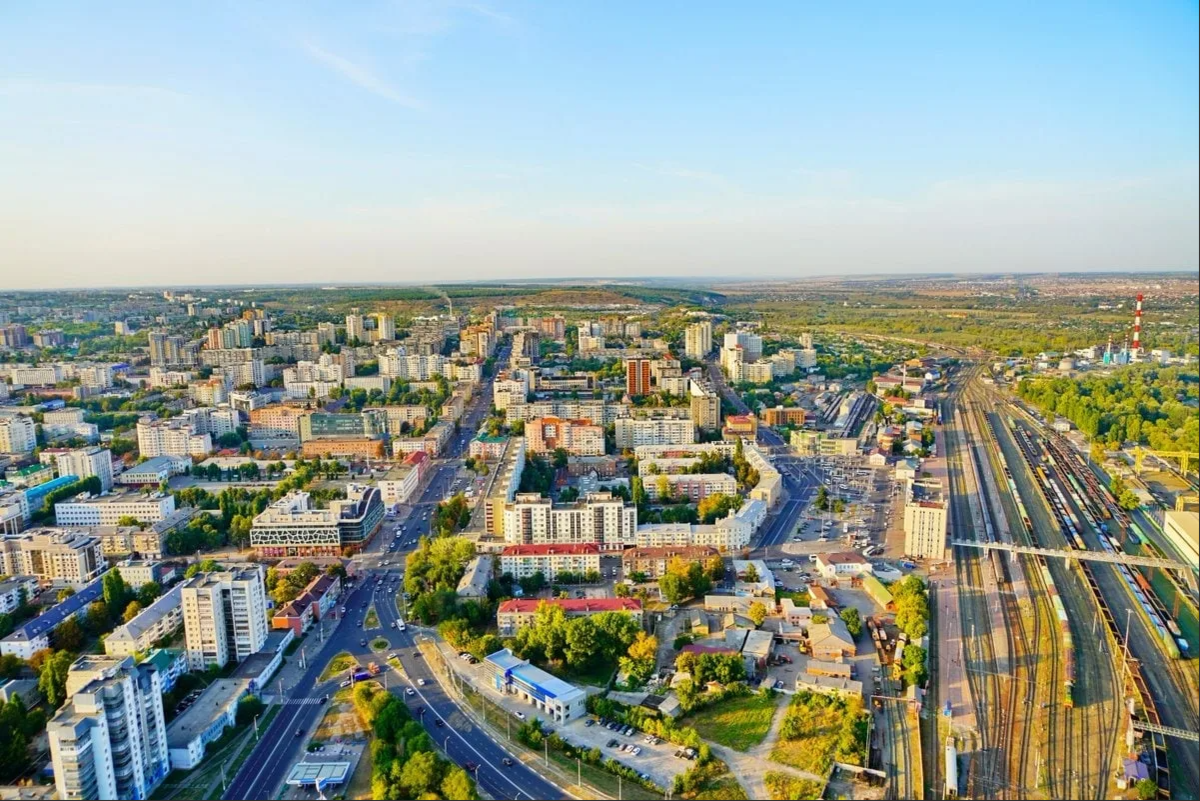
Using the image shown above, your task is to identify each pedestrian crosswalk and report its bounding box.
[270,696,326,706]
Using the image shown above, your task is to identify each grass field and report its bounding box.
[687,692,780,751]
[320,651,356,682]
[371,637,390,652]
[763,772,824,800]
[364,607,380,628]
[770,692,867,776]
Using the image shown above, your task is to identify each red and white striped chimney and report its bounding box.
[1132,293,1143,357]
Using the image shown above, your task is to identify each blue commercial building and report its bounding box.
[483,649,587,723]
[23,473,79,515]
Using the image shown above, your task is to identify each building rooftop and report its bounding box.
[166,678,252,748]
[500,543,600,556]
[2,570,107,643]
[818,551,869,565]
[105,582,184,643]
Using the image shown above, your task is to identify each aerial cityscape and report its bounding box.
[1,3,1197,801]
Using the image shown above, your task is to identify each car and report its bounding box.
[631,746,642,756]
[340,679,352,688]
[435,719,444,727]
[359,639,366,646]
[584,719,594,727]
[618,744,629,752]
[418,678,427,686]
[464,761,478,772]
[295,729,303,737]
[515,711,526,720]
[502,758,515,767]
[319,695,329,704]
[413,650,420,657]
[405,688,416,696]
[388,652,397,659]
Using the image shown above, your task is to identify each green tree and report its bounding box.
[137,581,162,606]
[743,563,760,583]
[840,607,863,638]
[748,601,768,628]
[400,751,444,797]
[123,601,144,623]
[56,587,76,603]
[102,570,130,616]
[236,694,266,725]
[441,766,478,801]
[901,644,928,686]
[1136,779,1160,800]
[55,617,87,651]
[659,572,689,605]
[38,650,75,708]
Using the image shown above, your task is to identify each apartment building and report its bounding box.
[248,403,309,444]
[903,478,948,560]
[55,492,176,527]
[502,492,637,551]
[0,528,105,585]
[684,321,713,359]
[0,575,40,614]
[136,417,212,459]
[47,655,170,801]
[644,472,737,502]
[689,384,721,432]
[55,447,114,492]
[525,416,605,456]
[180,568,269,670]
[620,545,718,579]
[0,415,37,454]
[761,406,807,427]
[625,357,653,397]
[496,598,643,636]
[614,415,696,449]
[499,543,601,581]
[105,584,184,657]
[179,407,240,439]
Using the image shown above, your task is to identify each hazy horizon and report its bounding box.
[3,2,1197,289]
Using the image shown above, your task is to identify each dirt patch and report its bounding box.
[314,687,370,741]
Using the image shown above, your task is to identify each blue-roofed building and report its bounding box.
[483,648,587,723]
[22,474,79,518]
[0,570,109,659]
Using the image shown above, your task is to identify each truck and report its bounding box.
[368,661,382,675]
[352,669,372,682]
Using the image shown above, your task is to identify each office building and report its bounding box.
[0,415,37,454]
[136,417,212,459]
[250,484,383,557]
[499,543,601,582]
[180,568,269,670]
[625,358,652,397]
[47,655,170,801]
[483,649,588,724]
[56,447,115,492]
[684,321,713,360]
[55,492,176,528]
[502,492,637,550]
[525,416,605,456]
[902,479,948,560]
[762,406,807,427]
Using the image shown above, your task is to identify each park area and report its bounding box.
[686,692,781,751]
[770,691,868,776]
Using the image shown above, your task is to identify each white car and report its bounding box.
[780,558,795,566]
[418,678,427,686]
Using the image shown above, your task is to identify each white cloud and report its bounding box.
[301,41,423,109]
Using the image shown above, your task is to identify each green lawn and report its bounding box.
[687,692,781,751]
[364,607,380,628]
[371,637,390,652]
[319,651,356,682]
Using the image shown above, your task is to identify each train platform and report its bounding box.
[933,572,978,737]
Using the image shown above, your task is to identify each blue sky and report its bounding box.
[2,1,1197,288]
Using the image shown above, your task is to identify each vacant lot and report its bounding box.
[687,692,780,751]
[313,686,370,742]
[770,691,867,776]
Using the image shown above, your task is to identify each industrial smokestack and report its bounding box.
[1131,293,1143,359]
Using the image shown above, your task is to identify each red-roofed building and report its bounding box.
[270,571,342,636]
[497,597,643,635]
[722,414,758,440]
[403,450,430,482]
[499,543,601,582]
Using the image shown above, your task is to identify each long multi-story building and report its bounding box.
[47,655,170,801]
[496,598,643,636]
[684,321,713,360]
[625,357,652,397]
[902,478,947,560]
[0,528,105,585]
[179,407,239,439]
[502,492,637,551]
[248,403,308,444]
[55,492,176,528]
[499,543,601,581]
[250,484,383,557]
[761,406,807,427]
[180,568,268,670]
[644,472,737,502]
[104,584,184,657]
[136,417,212,459]
[525,416,605,456]
[614,415,695,449]
[55,447,114,492]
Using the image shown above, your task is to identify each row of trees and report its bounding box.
[891,575,929,640]
[658,555,723,605]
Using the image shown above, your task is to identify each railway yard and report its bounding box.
[928,367,1199,800]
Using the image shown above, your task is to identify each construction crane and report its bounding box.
[1133,447,1195,479]
[1176,492,1199,512]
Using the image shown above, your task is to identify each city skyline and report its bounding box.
[2,1,1197,288]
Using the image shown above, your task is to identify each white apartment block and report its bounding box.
[614,416,696,449]
[55,492,176,528]
[180,406,240,439]
[149,367,193,388]
[0,415,37,454]
[55,447,115,492]
[48,655,170,801]
[8,364,62,385]
[502,492,637,551]
[249,491,341,555]
[378,468,420,507]
[499,543,601,581]
[0,528,105,585]
[137,417,212,458]
[44,408,87,427]
[0,575,39,614]
[181,568,268,670]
